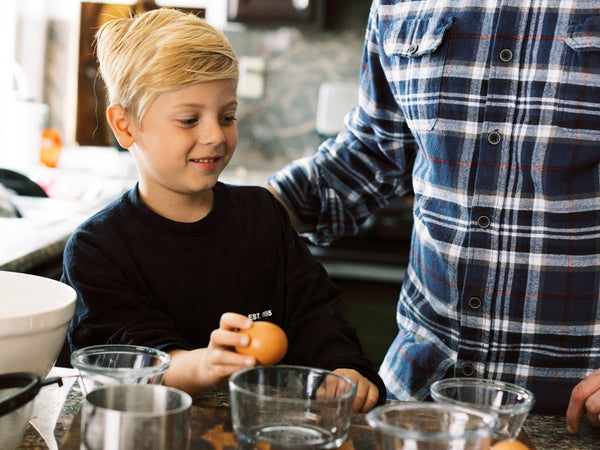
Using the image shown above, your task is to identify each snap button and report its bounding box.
[407,43,418,55]
[487,131,501,145]
[477,215,491,229]
[499,48,513,62]
[468,296,482,309]
[461,364,475,377]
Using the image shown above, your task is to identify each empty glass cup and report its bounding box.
[430,378,535,441]
[229,365,356,449]
[366,402,498,450]
[71,344,171,394]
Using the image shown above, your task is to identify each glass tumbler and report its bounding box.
[430,378,535,441]
[71,344,171,394]
[366,402,498,450]
[229,365,356,449]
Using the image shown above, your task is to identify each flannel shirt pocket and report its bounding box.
[557,16,600,134]
[382,14,454,131]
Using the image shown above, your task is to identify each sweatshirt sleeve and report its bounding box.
[270,194,387,405]
[62,221,193,353]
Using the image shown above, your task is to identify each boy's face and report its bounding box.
[126,79,238,207]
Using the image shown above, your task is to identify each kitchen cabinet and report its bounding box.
[228,0,325,28]
[76,2,207,146]
[334,278,399,368]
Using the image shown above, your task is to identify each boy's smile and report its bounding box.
[113,79,238,222]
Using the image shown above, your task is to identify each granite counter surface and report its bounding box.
[17,368,600,449]
[0,147,140,275]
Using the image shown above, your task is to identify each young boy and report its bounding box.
[62,8,385,412]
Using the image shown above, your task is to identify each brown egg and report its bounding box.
[491,440,531,450]
[235,321,288,365]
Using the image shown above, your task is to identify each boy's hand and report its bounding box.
[333,368,380,413]
[201,312,257,384]
[165,313,256,396]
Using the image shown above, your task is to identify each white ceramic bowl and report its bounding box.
[0,270,76,377]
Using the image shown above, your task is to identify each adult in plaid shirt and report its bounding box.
[266,0,600,434]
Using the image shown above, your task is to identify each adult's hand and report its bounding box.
[333,368,380,413]
[566,369,600,433]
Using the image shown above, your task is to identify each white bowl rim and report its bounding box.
[366,401,499,441]
[0,270,76,319]
[430,377,536,413]
[228,364,357,404]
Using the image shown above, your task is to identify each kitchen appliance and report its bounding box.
[228,0,325,28]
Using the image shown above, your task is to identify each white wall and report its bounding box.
[0,0,16,99]
[4,0,228,148]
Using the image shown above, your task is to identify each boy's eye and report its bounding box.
[221,115,237,125]
[179,118,198,126]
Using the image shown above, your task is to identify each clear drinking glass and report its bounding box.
[366,402,498,450]
[430,378,535,442]
[229,365,356,449]
[71,344,171,394]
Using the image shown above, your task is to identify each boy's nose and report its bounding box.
[197,118,225,145]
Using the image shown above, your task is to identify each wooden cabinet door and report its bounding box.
[76,2,206,147]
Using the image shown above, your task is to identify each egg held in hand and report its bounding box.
[235,321,288,365]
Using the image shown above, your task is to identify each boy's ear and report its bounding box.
[106,104,135,149]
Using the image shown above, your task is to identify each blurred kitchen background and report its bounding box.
[1,0,411,368]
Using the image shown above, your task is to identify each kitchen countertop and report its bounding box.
[0,147,137,274]
[18,368,600,449]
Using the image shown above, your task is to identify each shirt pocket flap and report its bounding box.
[383,15,454,58]
[565,16,600,52]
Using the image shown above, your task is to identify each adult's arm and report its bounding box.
[266,1,416,244]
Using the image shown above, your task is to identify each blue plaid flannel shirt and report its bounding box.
[267,0,600,413]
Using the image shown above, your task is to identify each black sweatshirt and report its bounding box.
[62,182,386,403]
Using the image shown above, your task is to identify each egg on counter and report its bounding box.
[235,321,288,365]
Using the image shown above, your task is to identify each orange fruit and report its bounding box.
[492,440,530,450]
[40,128,62,167]
[235,321,288,365]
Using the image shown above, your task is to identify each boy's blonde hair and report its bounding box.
[95,8,238,126]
